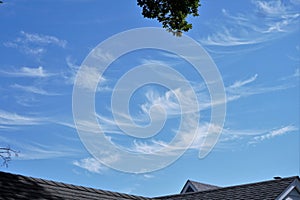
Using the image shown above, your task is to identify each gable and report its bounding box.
[180,181,197,194]
[285,188,300,200]
[184,186,195,193]
[159,177,300,200]
[277,178,300,200]
[180,180,220,194]
[1,171,299,200]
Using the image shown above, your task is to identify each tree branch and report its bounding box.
[0,147,19,167]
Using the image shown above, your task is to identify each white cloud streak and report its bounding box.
[65,68,298,159]
[0,136,82,160]
[74,65,107,91]
[253,125,298,141]
[139,73,292,116]
[19,144,80,160]
[129,122,223,155]
[255,1,286,15]
[74,72,295,146]
[64,56,80,85]
[0,109,43,128]
[226,73,296,104]
[11,84,59,96]
[67,57,110,91]
[4,31,67,55]
[73,157,105,174]
[141,89,181,116]
[131,123,298,154]
[229,74,258,89]
[0,66,53,78]
[293,68,300,77]
[19,31,67,48]
[200,0,300,48]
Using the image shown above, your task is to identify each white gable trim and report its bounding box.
[181,181,197,194]
[276,178,300,200]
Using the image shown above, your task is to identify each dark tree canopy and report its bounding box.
[0,1,201,36]
[137,0,200,36]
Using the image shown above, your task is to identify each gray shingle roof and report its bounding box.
[157,176,300,200]
[1,171,298,200]
[0,171,151,200]
[180,180,220,193]
[189,180,220,192]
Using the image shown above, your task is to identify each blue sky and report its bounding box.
[0,0,299,197]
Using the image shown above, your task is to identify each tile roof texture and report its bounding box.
[188,180,220,192]
[180,180,220,193]
[156,176,300,200]
[0,171,299,200]
[0,171,151,200]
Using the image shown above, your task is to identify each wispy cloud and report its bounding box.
[58,115,124,136]
[19,31,67,47]
[141,89,181,116]
[143,174,154,179]
[73,65,106,90]
[0,109,43,128]
[255,1,287,16]
[213,125,298,147]
[293,68,300,77]
[226,73,295,103]
[11,84,59,96]
[68,57,110,91]
[200,0,300,48]
[279,68,300,80]
[67,69,298,161]
[140,73,292,115]
[80,72,294,137]
[4,31,67,55]
[73,157,106,174]
[253,125,298,142]
[0,136,81,160]
[64,56,80,85]
[132,140,167,154]
[129,123,298,155]
[229,74,258,89]
[128,121,224,157]
[19,144,81,160]
[0,66,53,77]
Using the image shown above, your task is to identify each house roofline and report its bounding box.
[0,171,151,200]
[156,176,300,199]
[276,177,300,200]
[180,179,220,194]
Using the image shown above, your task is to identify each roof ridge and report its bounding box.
[156,176,300,199]
[0,171,150,199]
[214,176,300,190]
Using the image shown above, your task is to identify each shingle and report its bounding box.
[1,171,298,200]
[185,180,220,192]
[156,176,299,200]
[0,171,152,200]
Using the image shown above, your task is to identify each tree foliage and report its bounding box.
[0,1,201,36]
[0,147,18,167]
[137,0,200,36]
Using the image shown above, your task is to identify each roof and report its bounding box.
[0,171,151,200]
[0,171,299,200]
[157,176,300,200]
[180,180,220,193]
